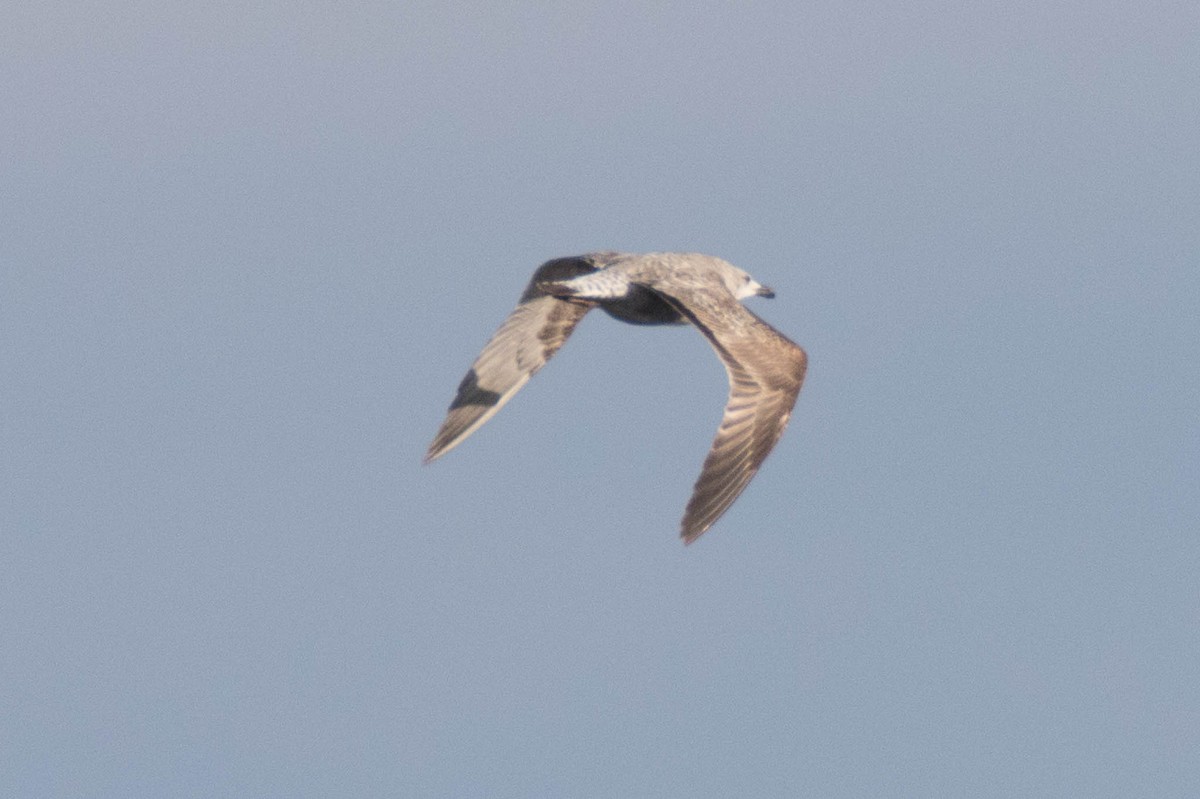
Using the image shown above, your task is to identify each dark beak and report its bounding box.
[756,285,775,299]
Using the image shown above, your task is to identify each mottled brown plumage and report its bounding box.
[422,255,605,463]
[425,252,807,543]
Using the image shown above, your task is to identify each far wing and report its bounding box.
[424,255,614,463]
[656,286,807,543]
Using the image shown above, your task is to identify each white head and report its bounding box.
[718,260,775,301]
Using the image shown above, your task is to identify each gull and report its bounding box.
[424,252,807,544]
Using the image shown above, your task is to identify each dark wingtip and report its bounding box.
[423,434,452,464]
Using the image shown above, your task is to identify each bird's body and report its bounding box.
[424,252,807,543]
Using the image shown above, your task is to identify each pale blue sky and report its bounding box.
[4,2,1198,796]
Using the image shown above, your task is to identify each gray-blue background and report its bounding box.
[5,2,1197,796]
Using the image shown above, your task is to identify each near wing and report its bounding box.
[424,255,611,463]
[658,286,808,543]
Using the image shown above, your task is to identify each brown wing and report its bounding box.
[659,287,807,543]
[424,255,616,463]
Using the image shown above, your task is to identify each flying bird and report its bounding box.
[424,252,807,544]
